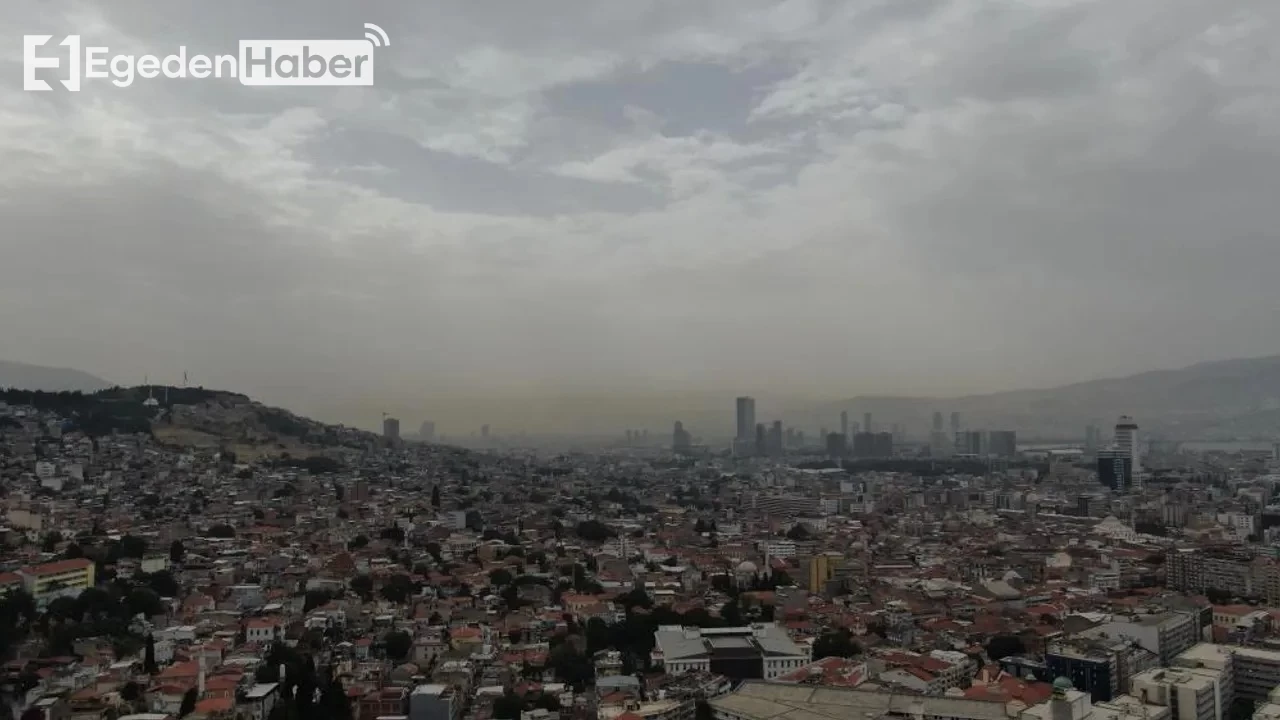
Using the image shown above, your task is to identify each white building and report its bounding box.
[1114,416,1140,474]
[652,624,810,680]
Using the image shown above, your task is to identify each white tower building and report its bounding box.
[1114,415,1140,474]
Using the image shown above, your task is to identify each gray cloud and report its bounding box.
[2,0,1279,433]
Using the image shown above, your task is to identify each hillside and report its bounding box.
[819,354,1280,440]
[0,385,377,459]
[0,360,111,392]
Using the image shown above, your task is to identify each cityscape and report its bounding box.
[5,1,1280,720]
[1,370,1279,720]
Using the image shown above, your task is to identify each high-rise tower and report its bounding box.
[736,397,756,442]
[1114,416,1140,474]
[840,411,849,440]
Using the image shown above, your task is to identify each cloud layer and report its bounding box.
[3,0,1279,432]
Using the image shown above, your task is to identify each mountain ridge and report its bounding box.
[818,353,1280,440]
[0,359,112,392]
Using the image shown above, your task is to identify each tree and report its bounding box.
[144,634,159,674]
[206,524,235,538]
[381,574,416,604]
[126,588,164,619]
[1206,587,1233,605]
[379,526,405,545]
[785,524,810,541]
[120,681,142,702]
[169,540,185,563]
[384,630,412,663]
[146,570,180,598]
[350,575,374,601]
[574,520,615,542]
[41,531,64,552]
[492,690,523,720]
[320,676,353,720]
[585,617,611,655]
[812,629,860,660]
[348,535,369,550]
[431,485,441,508]
[118,534,148,558]
[489,568,514,588]
[986,634,1027,660]
[304,590,333,613]
[178,687,198,717]
[63,543,84,560]
[720,598,743,626]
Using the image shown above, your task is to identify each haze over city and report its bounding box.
[3,0,1279,433]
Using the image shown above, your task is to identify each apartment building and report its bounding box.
[1081,612,1199,666]
[1166,548,1280,604]
[1131,667,1227,720]
[18,558,95,608]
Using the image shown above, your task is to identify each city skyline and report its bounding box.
[3,0,1280,431]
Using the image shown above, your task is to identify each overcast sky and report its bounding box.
[2,0,1278,431]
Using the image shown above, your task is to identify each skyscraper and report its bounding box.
[825,432,848,458]
[735,397,756,442]
[673,421,692,453]
[383,417,400,440]
[863,412,873,434]
[950,412,961,435]
[1114,416,1140,473]
[1097,449,1133,492]
[988,430,1017,457]
[419,420,435,443]
[769,421,784,455]
[755,423,767,455]
[933,412,944,433]
[840,411,849,439]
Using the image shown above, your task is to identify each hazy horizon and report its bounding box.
[5,0,1280,434]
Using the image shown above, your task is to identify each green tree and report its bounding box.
[144,634,159,674]
[169,540,185,563]
[381,574,415,604]
[350,574,374,600]
[118,534,148,558]
[492,690,523,720]
[812,629,860,660]
[986,634,1027,661]
[304,589,333,613]
[384,630,412,663]
[489,568,514,588]
[431,485,441,508]
[178,687,197,717]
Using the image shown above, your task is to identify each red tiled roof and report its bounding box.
[196,697,235,713]
[21,558,93,576]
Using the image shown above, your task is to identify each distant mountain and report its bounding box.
[819,355,1280,440]
[0,359,111,392]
